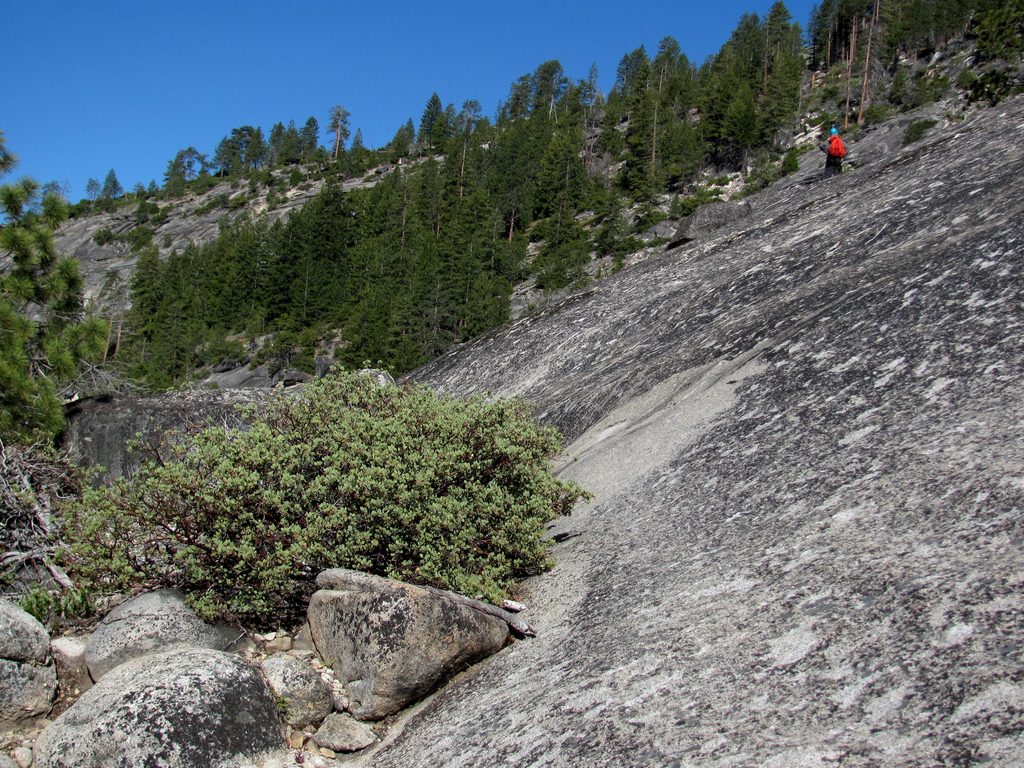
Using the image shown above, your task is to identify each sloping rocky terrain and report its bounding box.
[54,168,393,312]
[353,96,1024,766]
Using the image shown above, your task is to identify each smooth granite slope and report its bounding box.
[359,96,1024,767]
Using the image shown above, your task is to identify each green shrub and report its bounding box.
[57,371,587,624]
[975,0,1024,62]
[126,225,153,252]
[781,148,800,175]
[670,186,722,219]
[92,227,116,246]
[902,118,939,146]
[861,104,890,126]
[19,585,94,627]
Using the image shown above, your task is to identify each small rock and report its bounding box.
[287,728,306,749]
[312,712,376,753]
[12,747,32,768]
[267,635,293,653]
[319,746,337,758]
[293,623,316,652]
[0,754,17,768]
[501,599,527,613]
[261,653,333,727]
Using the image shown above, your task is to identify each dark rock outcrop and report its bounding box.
[61,388,267,481]
[667,199,753,247]
[33,648,284,768]
[308,569,509,720]
[354,97,1024,766]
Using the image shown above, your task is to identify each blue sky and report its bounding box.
[5,0,817,202]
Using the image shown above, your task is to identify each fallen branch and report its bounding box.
[422,586,537,638]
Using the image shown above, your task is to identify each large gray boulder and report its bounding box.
[0,601,56,723]
[0,659,56,724]
[307,569,509,720]
[32,648,284,768]
[668,199,753,246]
[0,600,49,663]
[84,588,236,681]
[61,388,266,482]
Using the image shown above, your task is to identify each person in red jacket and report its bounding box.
[820,126,847,177]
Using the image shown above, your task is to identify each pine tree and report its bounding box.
[328,106,350,159]
[419,93,444,149]
[100,169,123,200]
[0,136,107,441]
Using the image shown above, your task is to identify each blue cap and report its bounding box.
[830,127,839,135]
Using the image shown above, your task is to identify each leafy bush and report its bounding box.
[92,227,116,245]
[975,0,1024,62]
[781,148,800,175]
[57,371,587,624]
[861,104,890,126]
[670,186,722,219]
[19,585,94,627]
[126,225,153,252]
[902,118,939,146]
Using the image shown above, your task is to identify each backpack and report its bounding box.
[828,135,847,159]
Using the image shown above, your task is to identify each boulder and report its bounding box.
[270,367,311,388]
[638,219,677,242]
[84,588,236,681]
[0,601,49,663]
[668,199,753,246]
[0,659,56,723]
[0,601,56,722]
[260,653,333,727]
[32,648,284,768]
[312,713,377,753]
[307,569,508,720]
[61,388,267,482]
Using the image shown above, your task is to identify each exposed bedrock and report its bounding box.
[359,97,1024,766]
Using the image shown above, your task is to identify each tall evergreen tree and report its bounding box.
[0,136,107,441]
[328,106,350,159]
[100,169,123,200]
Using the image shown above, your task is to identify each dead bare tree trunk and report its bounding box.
[844,21,858,129]
[858,1,881,125]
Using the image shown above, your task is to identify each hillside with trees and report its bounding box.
[7,0,1024,415]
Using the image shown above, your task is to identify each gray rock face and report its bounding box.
[85,588,235,681]
[32,648,283,768]
[0,601,49,663]
[61,388,265,482]
[0,659,56,723]
[307,569,509,720]
[0,601,56,722]
[260,653,333,727]
[358,96,1024,766]
[668,199,753,245]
